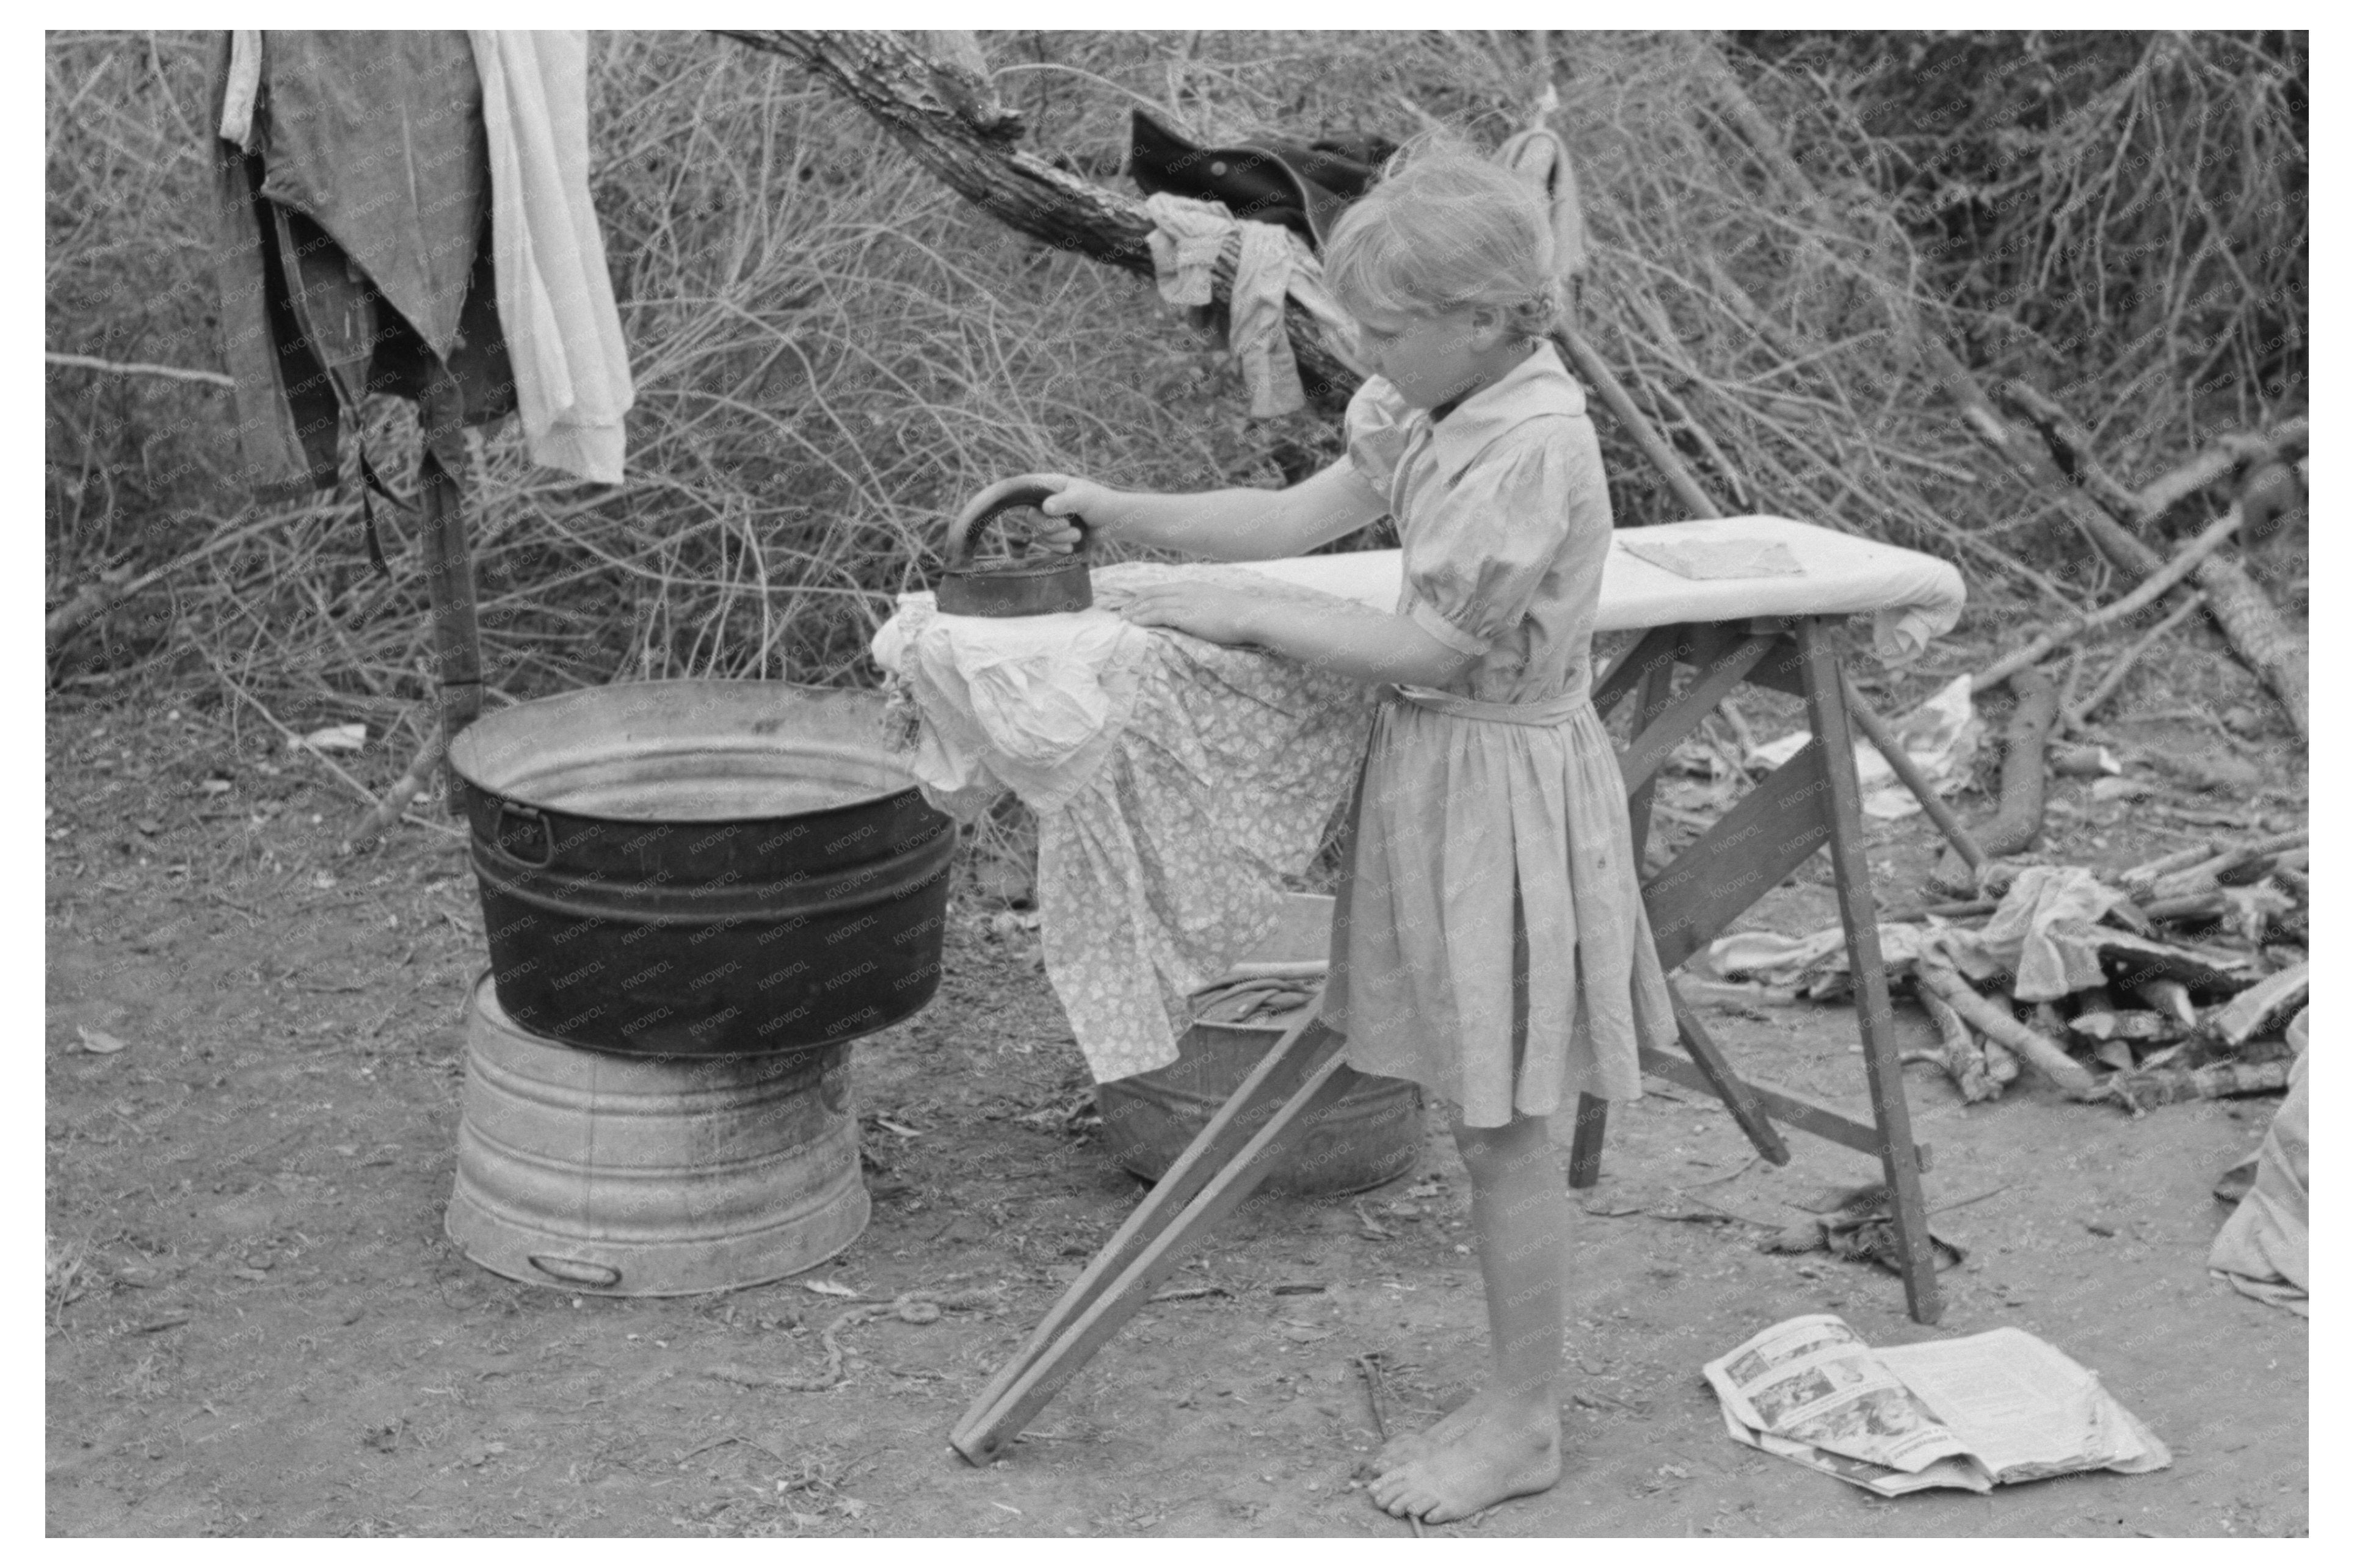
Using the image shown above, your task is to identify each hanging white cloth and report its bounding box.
[469,31,634,484]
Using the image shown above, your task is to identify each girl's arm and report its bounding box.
[1035,461,1382,562]
[1119,581,1476,689]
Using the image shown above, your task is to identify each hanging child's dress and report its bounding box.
[1320,341,1679,1127]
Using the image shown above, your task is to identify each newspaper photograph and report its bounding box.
[1705,1314,1969,1475]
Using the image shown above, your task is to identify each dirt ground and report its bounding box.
[45,690,2308,1539]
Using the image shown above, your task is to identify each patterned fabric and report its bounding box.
[872,564,1374,1083]
[1319,343,1679,1126]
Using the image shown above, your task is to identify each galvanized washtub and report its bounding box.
[445,975,866,1294]
[1095,893,1422,1196]
[448,681,954,1058]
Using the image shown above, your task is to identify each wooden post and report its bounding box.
[417,380,483,765]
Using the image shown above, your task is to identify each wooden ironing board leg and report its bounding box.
[1566,1094,1608,1189]
[1797,619,1942,1324]
[1663,984,1791,1166]
[953,1005,1340,1440]
[950,1023,1360,1464]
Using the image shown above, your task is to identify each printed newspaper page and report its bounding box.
[1702,1314,1971,1476]
[1870,1328,2171,1482]
[1706,1316,2172,1497]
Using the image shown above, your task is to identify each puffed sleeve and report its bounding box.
[1404,415,1605,656]
[1342,374,1414,503]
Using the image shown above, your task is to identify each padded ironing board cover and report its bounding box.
[1240,516,1966,663]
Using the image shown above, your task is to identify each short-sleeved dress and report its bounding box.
[1320,341,1678,1127]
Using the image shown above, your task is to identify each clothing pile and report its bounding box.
[872,565,1375,1083]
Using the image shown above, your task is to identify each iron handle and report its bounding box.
[943,475,1091,572]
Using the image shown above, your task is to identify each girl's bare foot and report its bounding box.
[1371,1384,1503,1474]
[1370,1391,1561,1526]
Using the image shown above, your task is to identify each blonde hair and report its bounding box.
[1322,137,1560,339]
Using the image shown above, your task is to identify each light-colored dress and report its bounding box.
[1320,341,1678,1127]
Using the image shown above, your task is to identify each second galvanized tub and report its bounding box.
[1095,894,1422,1197]
[447,680,954,1058]
[445,976,868,1296]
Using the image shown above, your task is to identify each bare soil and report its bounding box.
[45,692,2307,1538]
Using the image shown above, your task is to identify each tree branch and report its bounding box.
[718,29,1362,401]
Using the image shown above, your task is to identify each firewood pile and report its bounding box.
[1706,835,2308,1117]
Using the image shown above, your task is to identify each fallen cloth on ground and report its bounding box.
[871,564,1374,1083]
[1704,866,2132,1001]
[1744,673,1980,822]
[2208,1029,2308,1315]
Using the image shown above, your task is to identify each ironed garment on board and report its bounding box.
[871,563,1375,1083]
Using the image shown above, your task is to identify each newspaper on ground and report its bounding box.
[1704,1314,2170,1497]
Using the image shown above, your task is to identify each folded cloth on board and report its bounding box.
[1240,515,1967,664]
[1618,534,1804,581]
[1141,192,1364,418]
[2208,1039,2308,1315]
[471,31,634,484]
[871,563,1374,1082]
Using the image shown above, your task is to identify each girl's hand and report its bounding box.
[1116,581,1268,647]
[1024,473,1119,554]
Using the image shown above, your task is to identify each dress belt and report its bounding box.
[1387,682,1594,727]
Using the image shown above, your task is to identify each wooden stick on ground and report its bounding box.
[1913,957,2096,1097]
[1910,981,2006,1103]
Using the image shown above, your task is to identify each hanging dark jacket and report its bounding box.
[211,30,514,504]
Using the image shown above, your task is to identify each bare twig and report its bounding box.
[45,349,233,388]
[1971,504,2247,693]
[2065,592,2206,730]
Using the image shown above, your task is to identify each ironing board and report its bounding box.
[948,517,1975,1466]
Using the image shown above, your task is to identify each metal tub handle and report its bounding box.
[528,1254,622,1288]
[492,799,558,868]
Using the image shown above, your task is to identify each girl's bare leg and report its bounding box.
[1368,1111,1566,1524]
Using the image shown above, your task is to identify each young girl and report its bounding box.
[1033,145,1676,1526]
